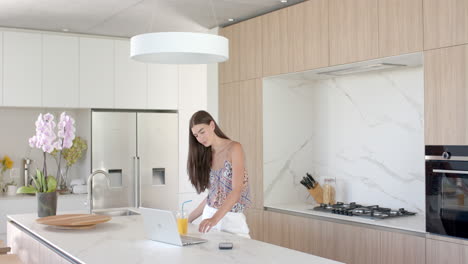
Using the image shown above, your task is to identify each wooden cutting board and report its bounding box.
[36,214,111,227]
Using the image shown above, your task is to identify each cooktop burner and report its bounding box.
[312,202,416,219]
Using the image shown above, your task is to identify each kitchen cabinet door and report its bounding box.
[178,64,206,111]
[0,32,3,106]
[42,34,79,108]
[3,31,42,107]
[380,231,425,264]
[263,211,322,255]
[426,239,468,264]
[320,221,381,264]
[288,0,329,72]
[8,222,71,264]
[245,208,264,241]
[219,82,240,141]
[329,0,379,65]
[114,40,147,109]
[425,45,468,145]
[378,0,423,57]
[239,79,263,209]
[79,37,114,108]
[219,24,240,84]
[147,64,178,110]
[262,8,289,77]
[424,0,468,50]
[239,16,262,81]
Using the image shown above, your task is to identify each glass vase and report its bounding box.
[57,167,70,194]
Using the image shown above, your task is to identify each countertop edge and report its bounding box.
[7,216,83,264]
[264,205,427,237]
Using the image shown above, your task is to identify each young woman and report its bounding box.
[187,110,251,238]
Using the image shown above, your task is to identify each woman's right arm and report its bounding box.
[188,197,207,223]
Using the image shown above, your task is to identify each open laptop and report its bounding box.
[139,207,208,246]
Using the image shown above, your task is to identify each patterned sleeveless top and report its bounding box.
[206,142,251,213]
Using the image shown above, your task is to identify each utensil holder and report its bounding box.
[308,184,324,204]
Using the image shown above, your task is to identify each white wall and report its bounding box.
[206,27,219,122]
[0,108,91,187]
[177,65,209,220]
[263,66,425,213]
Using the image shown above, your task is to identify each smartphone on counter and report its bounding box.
[218,242,233,250]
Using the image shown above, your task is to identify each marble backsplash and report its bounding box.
[263,66,424,213]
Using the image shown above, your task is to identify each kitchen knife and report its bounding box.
[300,179,310,189]
[306,173,317,187]
[304,176,315,189]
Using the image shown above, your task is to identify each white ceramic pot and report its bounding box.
[6,185,17,196]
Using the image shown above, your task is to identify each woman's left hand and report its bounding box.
[199,217,218,233]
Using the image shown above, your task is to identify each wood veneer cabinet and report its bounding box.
[219,24,240,84]
[262,8,289,77]
[263,210,321,254]
[239,17,262,81]
[321,221,381,264]
[378,0,423,57]
[239,79,263,209]
[219,82,240,141]
[380,230,425,264]
[329,0,379,65]
[263,210,429,264]
[245,208,264,241]
[424,0,468,50]
[426,238,468,264]
[287,0,329,72]
[424,44,468,145]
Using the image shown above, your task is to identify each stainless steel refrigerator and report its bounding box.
[91,110,178,211]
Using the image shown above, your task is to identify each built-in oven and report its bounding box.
[426,145,468,240]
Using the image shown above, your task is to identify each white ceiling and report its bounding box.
[0,0,304,38]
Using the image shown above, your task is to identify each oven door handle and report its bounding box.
[433,169,468,175]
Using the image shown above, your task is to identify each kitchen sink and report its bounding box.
[93,209,140,217]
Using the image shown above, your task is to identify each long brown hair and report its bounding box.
[187,110,229,194]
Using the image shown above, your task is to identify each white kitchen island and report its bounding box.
[6,212,342,264]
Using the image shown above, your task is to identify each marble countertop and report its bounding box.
[265,203,426,234]
[0,193,86,200]
[7,209,343,264]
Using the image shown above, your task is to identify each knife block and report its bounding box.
[308,184,324,204]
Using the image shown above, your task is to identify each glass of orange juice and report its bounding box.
[176,210,188,235]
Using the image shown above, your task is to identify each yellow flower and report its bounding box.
[1,155,13,171]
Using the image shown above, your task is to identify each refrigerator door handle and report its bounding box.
[133,156,139,208]
[136,156,141,208]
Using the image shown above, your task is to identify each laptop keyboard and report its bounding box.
[181,235,206,245]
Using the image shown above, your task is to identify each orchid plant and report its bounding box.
[18,112,76,193]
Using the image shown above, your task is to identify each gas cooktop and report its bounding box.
[312,202,417,219]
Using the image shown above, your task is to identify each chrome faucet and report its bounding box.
[87,170,110,214]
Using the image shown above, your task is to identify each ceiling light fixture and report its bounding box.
[130,0,229,64]
[228,18,235,22]
[130,32,228,64]
[280,0,288,3]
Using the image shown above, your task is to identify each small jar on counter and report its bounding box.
[322,178,336,205]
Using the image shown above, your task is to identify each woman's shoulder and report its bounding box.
[226,141,245,158]
[227,140,243,151]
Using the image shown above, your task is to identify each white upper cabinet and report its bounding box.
[3,31,42,107]
[79,37,114,108]
[114,40,147,109]
[0,32,3,106]
[42,34,79,108]
[147,64,179,110]
[178,64,207,111]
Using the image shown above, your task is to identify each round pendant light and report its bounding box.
[130,32,229,64]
